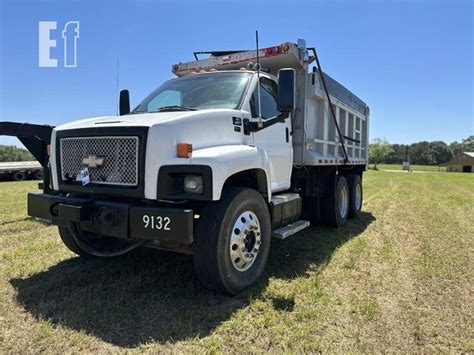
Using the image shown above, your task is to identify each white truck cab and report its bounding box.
[1,39,369,294]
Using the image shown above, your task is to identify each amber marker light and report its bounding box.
[177,143,193,158]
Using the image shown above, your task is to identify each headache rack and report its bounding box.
[172,42,305,77]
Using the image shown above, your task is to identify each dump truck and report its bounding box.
[0,39,369,294]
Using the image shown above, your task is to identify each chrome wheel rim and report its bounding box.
[229,211,261,272]
[354,183,362,211]
[339,184,349,218]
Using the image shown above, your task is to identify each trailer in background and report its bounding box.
[0,161,43,181]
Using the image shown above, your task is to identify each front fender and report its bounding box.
[190,145,272,201]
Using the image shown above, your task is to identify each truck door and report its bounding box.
[250,77,293,192]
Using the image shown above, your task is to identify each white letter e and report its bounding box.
[38,21,57,67]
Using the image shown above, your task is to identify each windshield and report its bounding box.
[133,72,252,113]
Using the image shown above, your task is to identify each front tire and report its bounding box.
[193,187,271,295]
[58,224,141,258]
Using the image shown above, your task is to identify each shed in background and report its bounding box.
[445,152,474,173]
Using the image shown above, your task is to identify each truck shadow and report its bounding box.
[10,212,375,348]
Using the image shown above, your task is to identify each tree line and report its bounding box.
[369,135,474,166]
[0,145,34,162]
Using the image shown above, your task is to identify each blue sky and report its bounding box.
[0,0,472,147]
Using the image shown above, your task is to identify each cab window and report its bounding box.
[250,77,279,119]
[147,90,181,112]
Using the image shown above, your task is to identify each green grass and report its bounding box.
[1,172,473,352]
[370,163,446,172]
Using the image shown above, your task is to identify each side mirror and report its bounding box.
[119,89,130,115]
[277,68,296,113]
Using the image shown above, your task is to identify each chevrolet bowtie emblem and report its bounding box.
[82,154,105,168]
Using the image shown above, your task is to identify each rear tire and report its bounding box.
[193,187,271,295]
[322,175,349,228]
[347,174,363,218]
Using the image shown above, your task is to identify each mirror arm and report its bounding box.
[243,112,289,135]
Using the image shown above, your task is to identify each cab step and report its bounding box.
[272,220,310,239]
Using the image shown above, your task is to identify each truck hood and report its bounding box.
[49,107,251,198]
[54,109,240,131]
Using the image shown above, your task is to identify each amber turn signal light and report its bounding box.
[177,143,192,158]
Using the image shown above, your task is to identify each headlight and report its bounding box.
[184,175,203,194]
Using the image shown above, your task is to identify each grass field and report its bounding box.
[1,171,473,352]
[369,164,447,172]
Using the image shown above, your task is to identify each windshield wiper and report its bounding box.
[155,105,197,112]
[130,106,197,114]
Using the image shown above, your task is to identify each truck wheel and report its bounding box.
[58,224,142,258]
[33,170,44,180]
[347,174,363,218]
[12,172,27,181]
[193,187,271,295]
[322,175,349,228]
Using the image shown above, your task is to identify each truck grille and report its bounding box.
[60,136,139,186]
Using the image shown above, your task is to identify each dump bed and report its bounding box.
[172,39,369,166]
[300,68,369,166]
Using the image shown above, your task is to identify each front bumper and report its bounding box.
[28,193,193,244]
